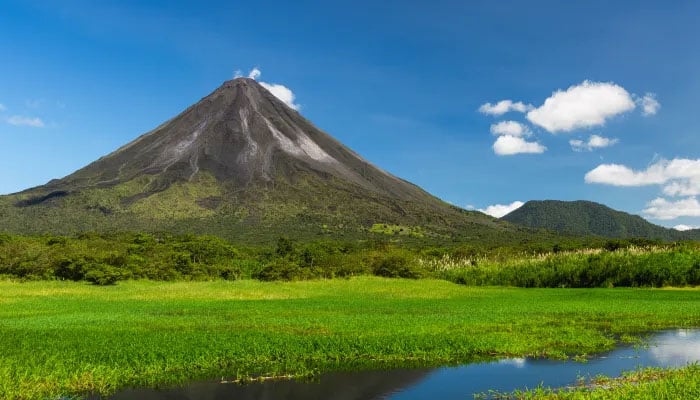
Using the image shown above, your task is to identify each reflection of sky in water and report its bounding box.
[103,330,700,400]
[498,357,526,368]
[649,329,700,365]
[388,330,700,400]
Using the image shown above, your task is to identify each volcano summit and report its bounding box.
[0,78,522,242]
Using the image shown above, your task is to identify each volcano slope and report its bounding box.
[0,78,534,243]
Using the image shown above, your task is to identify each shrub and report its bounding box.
[84,264,123,286]
[371,250,424,279]
[54,256,90,281]
[316,253,368,278]
[254,259,308,281]
[276,237,295,258]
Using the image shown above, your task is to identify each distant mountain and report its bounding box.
[0,78,534,244]
[501,200,700,241]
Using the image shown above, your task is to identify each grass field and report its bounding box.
[1,278,700,399]
[496,364,700,399]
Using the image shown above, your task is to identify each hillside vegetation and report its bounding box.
[0,173,543,244]
[502,200,700,241]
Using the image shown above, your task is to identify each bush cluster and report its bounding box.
[0,232,697,287]
[0,233,250,285]
[253,237,371,281]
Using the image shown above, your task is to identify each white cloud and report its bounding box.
[639,93,660,116]
[643,197,700,220]
[674,224,698,231]
[479,100,533,116]
[585,158,700,221]
[663,178,700,196]
[245,68,300,110]
[6,115,45,128]
[259,82,300,110]
[570,134,619,151]
[478,201,525,218]
[490,121,531,137]
[493,135,546,155]
[248,67,262,80]
[584,158,700,196]
[526,81,636,133]
[0,104,6,112]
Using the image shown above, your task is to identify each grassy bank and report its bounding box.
[1,278,700,399]
[432,245,700,287]
[494,364,700,399]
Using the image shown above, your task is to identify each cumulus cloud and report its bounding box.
[248,67,262,80]
[569,134,619,151]
[674,224,698,231]
[259,82,300,110]
[663,178,700,196]
[639,93,660,116]
[526,81,636,133]
[643,197,700,220]
[244,68,300,110]
[0,103,6,112]
[6,115,45,128]
[478,201,525,218]
[479,100,533,116]
[585,158,700,220]
[584,158,700,195]
[585,163,664,186]
[490,121,530,137]
[493,135,546,156]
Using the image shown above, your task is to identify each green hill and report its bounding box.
[501,200,700,241]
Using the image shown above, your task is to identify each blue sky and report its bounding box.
[1,0,699,229]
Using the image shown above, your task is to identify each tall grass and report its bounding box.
[426,245,700,288]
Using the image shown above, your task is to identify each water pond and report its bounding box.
[101,329,700,399]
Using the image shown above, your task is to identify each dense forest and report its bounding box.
[502,200,700,240]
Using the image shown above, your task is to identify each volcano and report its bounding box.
[0,78,522,243]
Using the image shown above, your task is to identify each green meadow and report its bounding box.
[2,278,700,399]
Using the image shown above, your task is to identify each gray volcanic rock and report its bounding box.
[48,78,431,203]
[0,78,524,243]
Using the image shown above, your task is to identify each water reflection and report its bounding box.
[101,329,700,400]
[98,369,430,400]
[649,329,700,364]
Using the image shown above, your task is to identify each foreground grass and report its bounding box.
[495,364,700,399]
[1,278,700,399]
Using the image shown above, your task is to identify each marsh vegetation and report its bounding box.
[1,233,699,399]
[2,278,700,399]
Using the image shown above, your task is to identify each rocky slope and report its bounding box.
[0,78,528,243]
